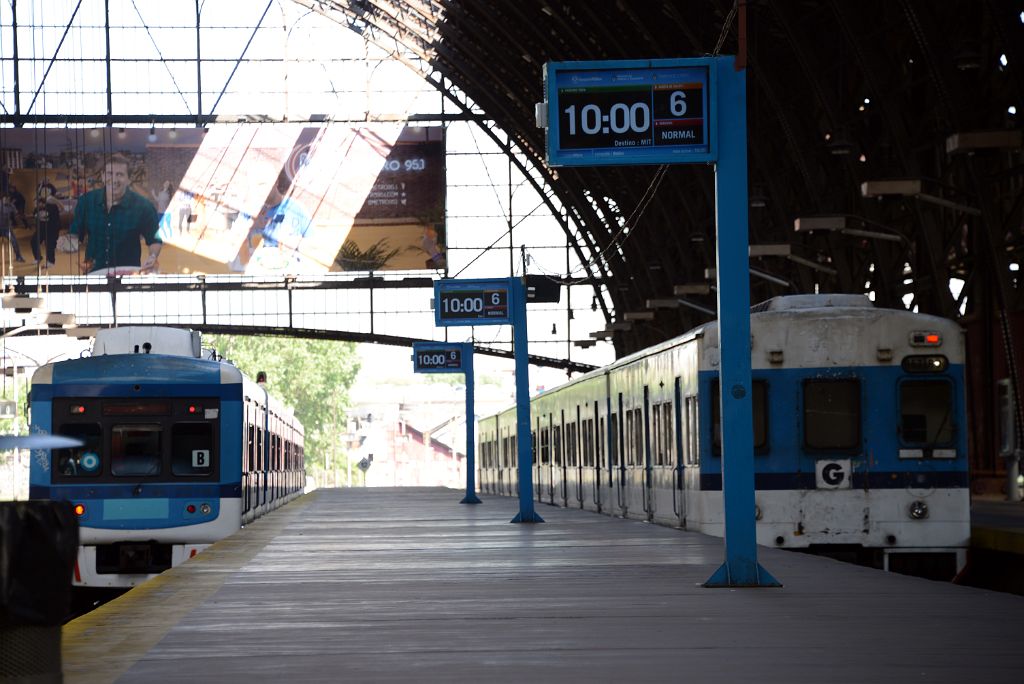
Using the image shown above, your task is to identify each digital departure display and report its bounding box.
[545,59,715,166]
[435,284,512,326]
[413,346,465,373]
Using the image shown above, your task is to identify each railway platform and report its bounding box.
[64,487,1024,683]
[965,496,1024,594]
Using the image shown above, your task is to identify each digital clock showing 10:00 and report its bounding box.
[545,59,714,167]
[438,288,510,321]
[416,349,462,370]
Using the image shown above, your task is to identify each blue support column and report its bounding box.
[510,277,544,523]
[703,56,780,587]
[460,343,482,504]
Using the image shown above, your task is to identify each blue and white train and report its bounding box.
[478,294,970,577]
[28,326,305,588]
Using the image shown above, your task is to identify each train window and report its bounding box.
[711,381,769,455]
[634,409,644,466]
[685,396,698,465]
[172,423,216,476]
[625,411,634,465]
[899,380,954,446]
[540,428,550,465]
[247,424,255,472]
[111,425,162,477]
[804,379,860,450]
[583,419,593,467]
[652,405,661,466]
[553,423,562,466]
[610,414,619,467]
[565,422,574,467]
[570,422,578,467]
[55,423,103,477]
[661,403,673,466]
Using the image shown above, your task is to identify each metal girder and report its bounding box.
[6,0,1021,359]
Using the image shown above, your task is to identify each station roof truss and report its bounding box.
[294,0,1023,356]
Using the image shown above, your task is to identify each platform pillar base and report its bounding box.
[703,561,782,588]
[510,511,545,523]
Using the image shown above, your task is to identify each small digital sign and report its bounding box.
[434,279,514,327]
[412,343,466,373]
[545,58,716,167]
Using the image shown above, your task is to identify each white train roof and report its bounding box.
[92,326,205,358]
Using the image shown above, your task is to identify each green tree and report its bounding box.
[205,335,361,484]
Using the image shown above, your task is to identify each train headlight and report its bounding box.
[200,503,212,515]
[908,500,929,520]
[73,503,86,516]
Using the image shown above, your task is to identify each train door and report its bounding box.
[638,385,655,518]
[244,399,253,516]
[552,414,564,505]
[621,397,644,519]
[574,405,585,509]
[538,420,550,503]
[672,377,687,526]
[258,413,267,509]
[681,394,699,527]
[566,409,580,508]
[533,418,540,502]
[499,429,507,495]
[595,401,605,513]
[512,431,519,496]
[641,385,655,521]
[505,427,514,495]
[650,394,675,526]
[614,393,627,515]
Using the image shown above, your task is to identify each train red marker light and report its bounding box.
[910,331,942,347]
[188,405,197,414]
[70,405,86,414]
[186,504,196,514]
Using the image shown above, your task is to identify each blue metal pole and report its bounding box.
[510,277,543,523]
[460,342,482,504]
[703,56,780,587]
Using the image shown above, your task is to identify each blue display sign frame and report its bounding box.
[545,58,718,167]
[542,56,777,586]
[431,277,543,523]
[434,278,515,327]
[412,342,467,373]
[411,341,481,504]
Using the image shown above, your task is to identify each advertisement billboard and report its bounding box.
[0,123,446,275]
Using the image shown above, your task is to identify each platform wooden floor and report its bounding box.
[63,487,1024,683]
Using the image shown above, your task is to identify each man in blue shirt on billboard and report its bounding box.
[70,154,162,274]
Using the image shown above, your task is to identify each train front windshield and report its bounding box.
[51,397,220,482]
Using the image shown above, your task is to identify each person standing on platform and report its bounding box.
[0,195,25,262]
[69,154,161,274]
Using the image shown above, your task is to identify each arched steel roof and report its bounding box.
[296,0,1023,357]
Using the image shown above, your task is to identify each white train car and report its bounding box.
[480,295,969,577]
